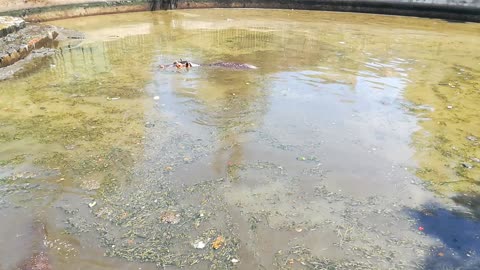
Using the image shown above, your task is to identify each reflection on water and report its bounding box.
[0,8,479,270]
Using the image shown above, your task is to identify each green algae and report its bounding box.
[406,62,480,195]
[0,154,26,166]
[0,35,154,192]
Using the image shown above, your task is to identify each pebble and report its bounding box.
[462,163,473,169]
[466,135,478,142]
[193,240,206,249]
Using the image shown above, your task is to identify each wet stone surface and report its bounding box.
[0,21,83,77]
[0,16,25,37]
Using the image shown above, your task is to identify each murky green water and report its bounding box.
[1,9,480,270]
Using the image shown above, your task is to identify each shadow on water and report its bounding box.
[452,194,480,219]
[407,196,480,270]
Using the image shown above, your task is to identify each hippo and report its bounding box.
[207,62,258,70]
[159,59,257,70]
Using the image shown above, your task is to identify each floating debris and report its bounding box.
[212,236,225,250]
[193,240,207,249]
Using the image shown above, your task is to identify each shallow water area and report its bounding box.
[1,9,480,270]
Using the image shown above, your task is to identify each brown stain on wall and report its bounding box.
[23,4,150,22]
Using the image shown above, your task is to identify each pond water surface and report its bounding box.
[1,9,480,270]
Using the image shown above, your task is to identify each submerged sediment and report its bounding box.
[0,8,479,270]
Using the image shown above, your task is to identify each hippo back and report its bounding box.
[210,62,257,70]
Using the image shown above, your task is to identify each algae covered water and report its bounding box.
[0,9,480,270]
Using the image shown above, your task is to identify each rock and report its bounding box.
[193,240,206,249]
[0,17,25,38]
[1,23,60,68]
[144,122,155,128]
[466,135,478,142]
[462,163,473,169]
[471,157,480,163]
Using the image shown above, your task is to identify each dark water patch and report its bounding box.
[452,194,480,220]
[408,203,480,269]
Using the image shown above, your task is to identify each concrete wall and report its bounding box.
[0,0,479,21]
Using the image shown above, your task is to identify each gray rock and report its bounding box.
[466,135,478,142]
[462,163,474,169]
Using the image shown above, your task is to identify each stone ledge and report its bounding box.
[0,24,59,68]
[0,16,25,38]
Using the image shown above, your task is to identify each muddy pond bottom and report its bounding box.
[1,9,480,270]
